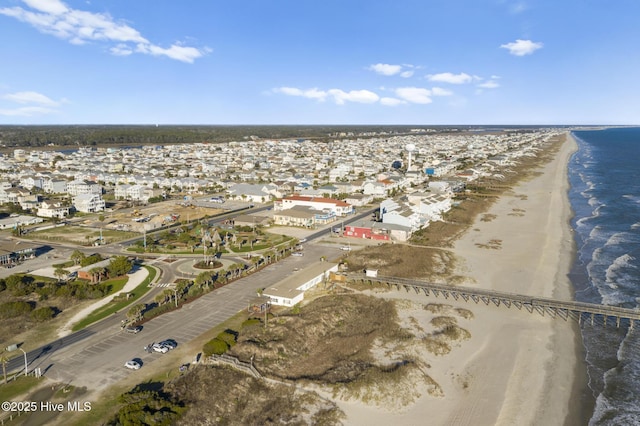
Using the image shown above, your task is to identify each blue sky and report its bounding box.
[1,0,639,125]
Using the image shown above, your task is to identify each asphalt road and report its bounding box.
[23,241,346,390]
[3,206,377,389]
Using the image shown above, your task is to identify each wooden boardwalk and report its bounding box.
[348,274,640,328]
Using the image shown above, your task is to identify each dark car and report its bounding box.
[159,339,177,350]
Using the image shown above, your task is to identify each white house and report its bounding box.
[0,215,44,230]
[37,201,70,218]
[67,180,102,196]
[73,193,106,213]
[380,198,427,231]
[226,183,278,203]
[43,178,68,194]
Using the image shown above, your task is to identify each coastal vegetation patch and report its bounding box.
[475,239,502,250]
[481,213,497,222]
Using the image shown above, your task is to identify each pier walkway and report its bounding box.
[348,274,640,328]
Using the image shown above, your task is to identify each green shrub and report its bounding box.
[203,338,228,356]
[31,306,56,322]
[241,318,261,328]
[0,301,34,318]
[217,331,237,347]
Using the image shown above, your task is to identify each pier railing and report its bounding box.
[348,274,640,328]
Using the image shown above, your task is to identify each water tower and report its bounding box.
[405,143,416,171]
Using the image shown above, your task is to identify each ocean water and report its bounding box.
[569,128,640,425]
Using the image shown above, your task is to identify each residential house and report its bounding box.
[66,180,102,196]
[0,215,44,230]
[43,178,68,194]
[20,176,44,190]
[37,201,70,219]
[73,193,106,213]
[226,183,278,203]
[343,193,373,207]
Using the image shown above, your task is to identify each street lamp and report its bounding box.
[19,348,27,375]
[6,344,28,375]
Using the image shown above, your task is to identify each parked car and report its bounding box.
[152,343,169,353]
[340,246,352,251]
[299,238,307,243]
[292,252,304,257]
[124,326,142,334]
[159,339,177,350]
[124,360,141,370]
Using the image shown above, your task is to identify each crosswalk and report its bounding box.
[153,282,175,288]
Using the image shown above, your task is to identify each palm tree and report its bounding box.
[88,267,106,283]
[54,267,68,282]
[127,303,146,323]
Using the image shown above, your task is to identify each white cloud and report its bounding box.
[368,63,416,78]
[431,87,453,96]
[380,97,406,106]
[0,0,208,63]
[500,39,543,56]
[110,43,133,56]
[477,80,500,89]
[274,87,328,101]
[327,89,379,105]
[368,63,403,76]
[427,72,473,84]
[136,43,210,64]
[3,91,60,106]
[22,0,68,15]
[275,84,450,106]
[275,87,378,104]
[395,87,432,104]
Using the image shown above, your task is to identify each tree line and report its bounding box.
[0,125,470,149]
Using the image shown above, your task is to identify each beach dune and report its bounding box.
[339,133,583,425]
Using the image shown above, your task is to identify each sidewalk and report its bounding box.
[57,266,150,337]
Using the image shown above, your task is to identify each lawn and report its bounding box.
[71,266,157,331]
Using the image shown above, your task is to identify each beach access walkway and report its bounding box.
[349,273,640,328]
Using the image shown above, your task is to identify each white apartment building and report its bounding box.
[274,195,354,217]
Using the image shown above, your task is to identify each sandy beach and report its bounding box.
[338,133,584,425]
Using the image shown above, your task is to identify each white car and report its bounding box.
[124,360,141,370]
[292,252,304,257]
[152,343,169,353]
[340,246,352,251]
